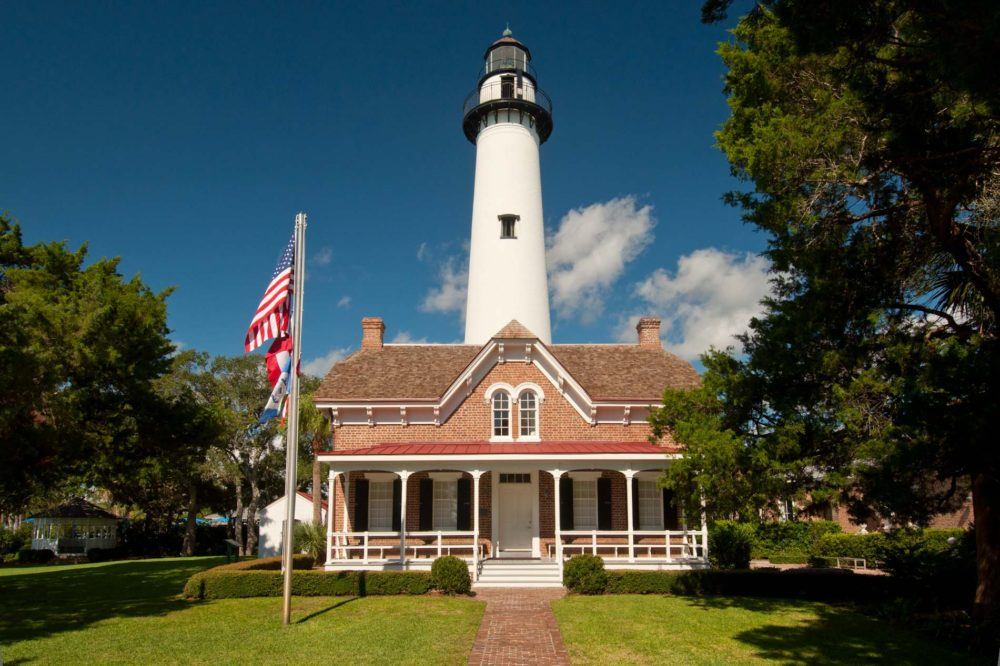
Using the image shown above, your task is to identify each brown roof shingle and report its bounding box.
[550,345,701,400]
[315,345,480,401]
[314,340,700,402]
[492,320,537,339]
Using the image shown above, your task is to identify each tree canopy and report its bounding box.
[657,0,999,619]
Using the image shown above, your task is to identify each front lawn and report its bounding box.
[552,595,985,665]
[0,557,483,664]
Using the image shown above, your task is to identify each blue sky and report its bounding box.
[1,1,766,375]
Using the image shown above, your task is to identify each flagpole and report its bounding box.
[281,211,307,626]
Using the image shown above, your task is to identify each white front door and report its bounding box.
[499,478,533,552]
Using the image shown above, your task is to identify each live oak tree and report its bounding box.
[0,216,222,546]
[660,1,998,620]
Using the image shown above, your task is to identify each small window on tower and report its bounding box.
[498,214,519,239]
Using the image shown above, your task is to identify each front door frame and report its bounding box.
[491,469,540,557]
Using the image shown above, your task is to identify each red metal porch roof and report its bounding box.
[319,441,678,456]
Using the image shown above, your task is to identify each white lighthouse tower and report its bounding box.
[462,29,554,344]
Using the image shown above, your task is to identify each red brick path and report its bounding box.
[468,588,570,666]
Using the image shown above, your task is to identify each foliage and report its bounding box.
[16,549,55,564]
[654,0,1000,617]
[293,522,326,563]
[708,521,754,569]
[183,563,431,599]
[215,554,315,571]
[85,547,124,563]
[880,529,975,608]
[812,533,887,563]
[753,521,840,558]
[563,554,608,594]
[430,555,471,595]
[362,571,432,596]
[0,524,32,555]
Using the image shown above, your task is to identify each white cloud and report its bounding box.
[416,242,430,262]
[311,246,333,266]
[547,196,656,322]
[389,330,428,344]
[627,248,772,360]
[337,295,351,309]
[420,258,468,316]
[301,347,352,377]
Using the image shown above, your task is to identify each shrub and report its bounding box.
[363,571,432,595]
[182,568,433,599]
[812,532,887,562]
[0,525,32,555]
[753,520,841,559]
[216,554,314,571]
[294,522,327,563]
[708,521,754,569]
[879,529,974,609]
[563,554,608,594]
[86,547,123,562]
[16,549,55,564]
[431,555,471,595]
[597,569,898,600]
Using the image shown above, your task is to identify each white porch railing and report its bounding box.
[551,529,708,562]
[328,530,483,564]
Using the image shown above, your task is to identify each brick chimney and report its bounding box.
[636,317,662,349]
[361,317,385,351]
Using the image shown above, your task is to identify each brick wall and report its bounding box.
[331,361,671,449]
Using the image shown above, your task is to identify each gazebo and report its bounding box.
[31,498,119,556]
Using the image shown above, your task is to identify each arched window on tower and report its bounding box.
[518,390,537,437]
[492,391,510,437]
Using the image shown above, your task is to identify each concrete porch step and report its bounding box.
[474,558,563,587]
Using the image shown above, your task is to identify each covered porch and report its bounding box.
[317,442,709,581]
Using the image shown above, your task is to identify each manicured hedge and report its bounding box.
[362,571,432,595]
[753,520,841,559]
[214,554,315,571]
[708,521,754,569]
[430,556,471,595]
[183,568,431,599]
[812,533,887,562]
[16,549,55,564]
[594,569,898,601]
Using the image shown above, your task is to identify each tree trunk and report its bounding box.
[972,471,1000,624]
[181,482,199,557]
[233,478,245,557]
[245,481,261,557]
[312,433,323,526]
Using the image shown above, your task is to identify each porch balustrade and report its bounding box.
[551,528,708,562]
[328,530,484,564]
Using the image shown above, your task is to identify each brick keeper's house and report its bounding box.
[314,30,706,587]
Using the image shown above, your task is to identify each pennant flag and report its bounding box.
[260,335,293,423]
[245,232,295,352]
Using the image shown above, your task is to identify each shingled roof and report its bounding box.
[314,336,700,402]
[31,497,118,520]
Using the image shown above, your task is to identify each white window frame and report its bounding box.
[368,480,394,532]
[518,390,538,439]
[491,391,511,440]
[431,479,458,531]
[572,478,598,531]
[637,478,664,530]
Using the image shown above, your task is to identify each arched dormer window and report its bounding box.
[518,390,537,437]
[492,391,510,437]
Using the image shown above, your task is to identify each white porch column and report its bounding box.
[326,469,336,563]
[624,469,636,563]
[549,470,564,577]
[398,471,410,564]
[700,494,709,562]
[471,470,483,581]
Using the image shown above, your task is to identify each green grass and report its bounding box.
[0,557,484,664]
[552,595,986,665]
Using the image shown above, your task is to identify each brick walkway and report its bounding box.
[468,588,570,666]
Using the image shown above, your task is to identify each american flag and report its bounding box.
[244,232,295,352]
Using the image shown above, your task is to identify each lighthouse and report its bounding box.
[462,29,554,344]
